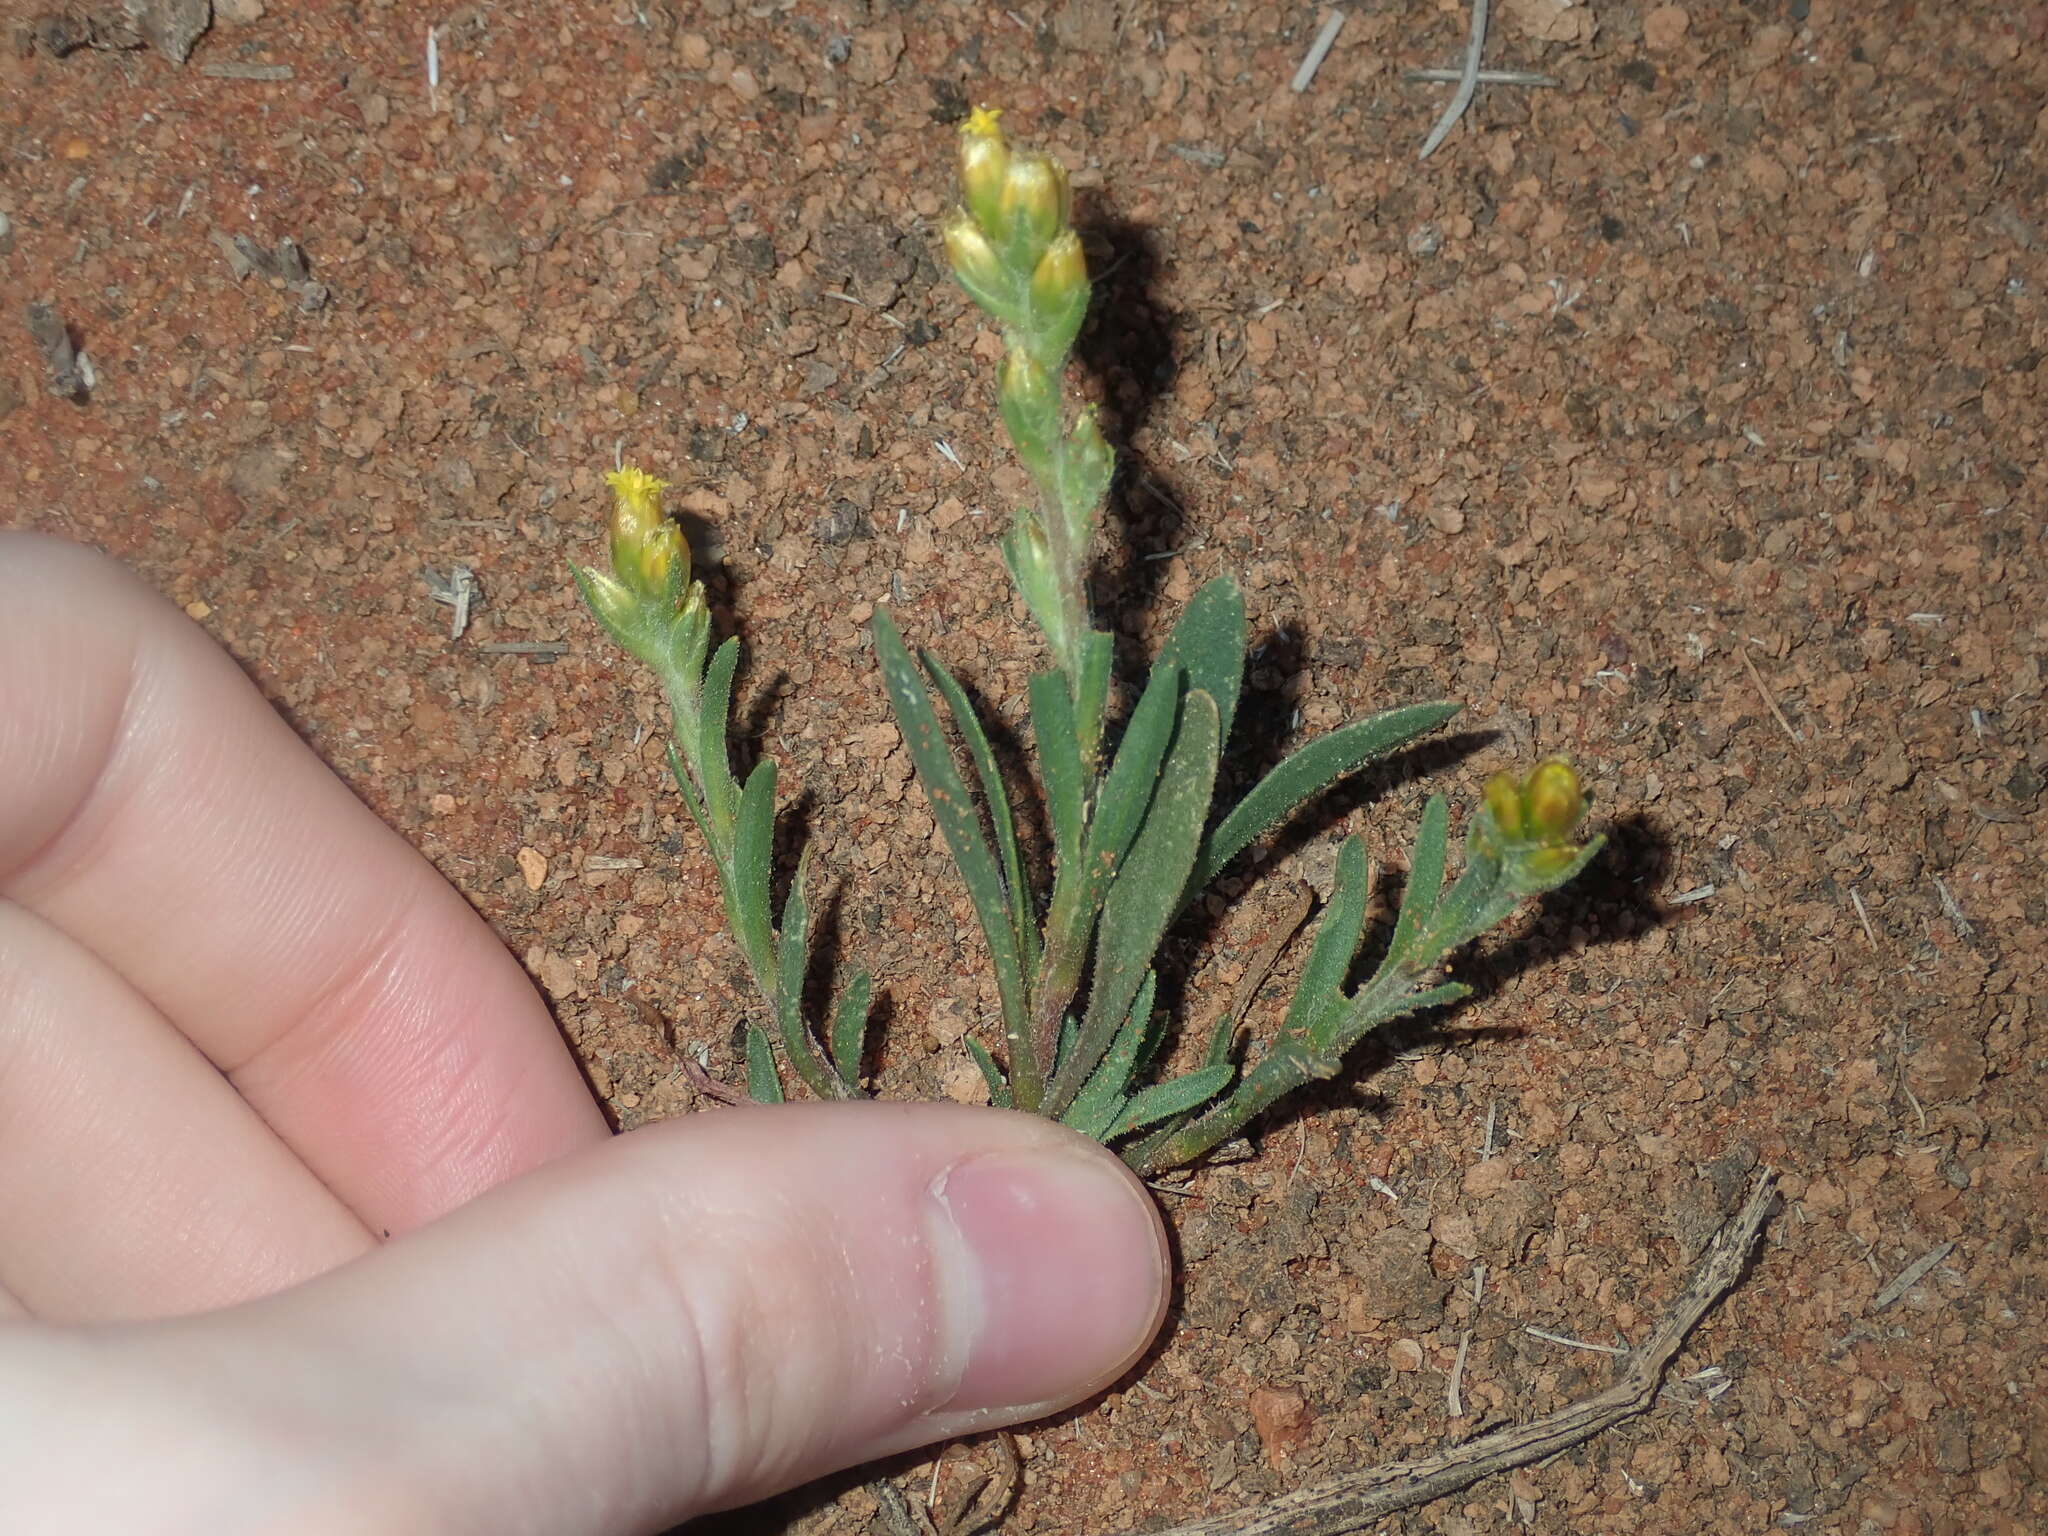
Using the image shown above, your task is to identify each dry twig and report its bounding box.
[1126,1170,1777,1536]
[1290,10,1347,94]
[1417,0,1489,160]
[1871,1240,1954,1312]
[1739,648,1804,746]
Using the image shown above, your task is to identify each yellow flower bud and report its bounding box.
[942,208,1003,295]
[1523,759,1586,843]
[1000,153,1069,253]
[1030,229,1088,311]
[958,106,1010,234]
[605,465,688,600]
[1482,771,1526,841]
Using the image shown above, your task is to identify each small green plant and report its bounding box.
[573,109,1602,1174]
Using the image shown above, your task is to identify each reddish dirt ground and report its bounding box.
[4,2,2044,1532]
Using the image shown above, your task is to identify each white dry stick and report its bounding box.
[1291,9,1348,93]
[1405,66,1558,86]
[1741,647,1805,745]
[1447,1330,1472,1417]
[1418,0,1488,160]
[1850,886,1880,948]
[450,564,474,641]
[1523,1326,1627,1356]
[1872,1240,1956,1312]
[427,25,441,109]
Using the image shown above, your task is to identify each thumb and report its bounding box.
[39,1103,1169,1533]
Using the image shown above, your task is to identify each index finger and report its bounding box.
[0,534,607,1233]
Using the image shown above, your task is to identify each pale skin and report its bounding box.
[0,532,1170,1534]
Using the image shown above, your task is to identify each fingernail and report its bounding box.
[928,1144,1168,1418]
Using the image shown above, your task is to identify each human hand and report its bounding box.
[0,533,1170,1533]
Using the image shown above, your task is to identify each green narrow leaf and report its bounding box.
[1072,630,1114,768]
[872,609,1032,1078]
[1154,577,1247,755]
[1030,670,1085,863]
[1133,974,1173,1077]
[1353,980,1473,1038]
[775,849,813,1026]
[1061,970,1158,1141]
[1059,690,1221,1107]
[1108,1063,1236,1139]
[744,1023,784,1103]
[1054,1015,1079,1078]
[1282,835,1371,1052]
[1387,794,1450,963]
[1203,1009,1245,1071]
[1185,700,1462,909]
[924,651,1037,973]
[730,758,779,980]
[965,1037,1014,1109]
[775,852,849,1100]
[829,970,874,1086]
[1077,658,1184,905]
[699,637,743,822]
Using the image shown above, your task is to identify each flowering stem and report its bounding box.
[573,470,855,1104]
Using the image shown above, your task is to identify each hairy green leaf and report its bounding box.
[744,1023,783,1104]
[1387,793,1450,963]
[965,1037,1014,1110]
[731,758,779,982]
[1076,659,1183,910]
[830,969,874,1086]
[699,637,743,823]
[1108,1063,1235,1139]
[1285,835,1370,1052]
[1186,700,1461,907]
[872,609,1032,1083]
[1030,670,1085,864]
[775,848,813,1028]
[924,651,1036,972]
[1060,690,1220,1108]
[1351,979,1473,1040]
[1154,577,1247,755]
[1061,970,1158,1141]
[1072,631,1114,768]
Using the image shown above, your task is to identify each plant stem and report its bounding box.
[1131,954,1438,1173]
[665,690,850,1103]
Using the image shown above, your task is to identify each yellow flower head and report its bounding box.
[959,106,1010,234]
[1000,152,1069,252]
[1030,229,1088,311]
[1523,759,1587,843]
[1482,760,1589,849]
[605,465,688,600]
[942,207,1002,292]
